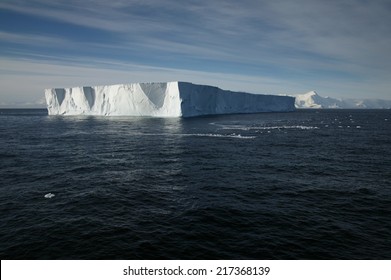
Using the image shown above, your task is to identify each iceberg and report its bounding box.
[295,91,391,109]
[44,193,55,199]
[45,81,295,117]
[295,91,341,109]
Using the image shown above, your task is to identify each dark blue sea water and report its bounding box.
[0,109,390,259]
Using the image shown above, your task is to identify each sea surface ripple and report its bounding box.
[0,109,390,259]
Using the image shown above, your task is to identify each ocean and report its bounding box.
[0,109,390,259]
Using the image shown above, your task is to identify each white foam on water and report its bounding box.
[189,133,256,139]
[216,125,319,130]
[254,125,319,130]
[129,132,255,139]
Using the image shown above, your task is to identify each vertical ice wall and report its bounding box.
[178,82,295,117]
[45,82,182,117]
[45,81,295,117]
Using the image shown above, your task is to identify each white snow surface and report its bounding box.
[45,81,295,117]
[295,91,391,109]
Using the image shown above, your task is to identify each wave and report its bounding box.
[188,133,255,139]
[130,132,255,139]
[212,124,319,130]
[248,125,319,130]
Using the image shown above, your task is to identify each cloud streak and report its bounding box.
[1,55,309,107]
[0,0,390,106]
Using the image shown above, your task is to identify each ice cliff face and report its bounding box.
[45,82,295,117]
[45,82,182,117]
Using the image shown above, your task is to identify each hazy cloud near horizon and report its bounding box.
[1,0,390,107]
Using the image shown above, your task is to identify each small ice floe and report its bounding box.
[44,193,55,199]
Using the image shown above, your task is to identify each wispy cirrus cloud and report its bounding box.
[0,0,390,107]
[2,0,390,69]
[1,54,309,107]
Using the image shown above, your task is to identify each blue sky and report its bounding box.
[0,0,390,107]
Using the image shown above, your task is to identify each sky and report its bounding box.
[0,0,390,107]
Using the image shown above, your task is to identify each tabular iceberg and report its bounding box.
[45,81,295,117]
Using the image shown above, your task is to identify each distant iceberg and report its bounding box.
[45,81,295,117]
[295,91,391,109]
